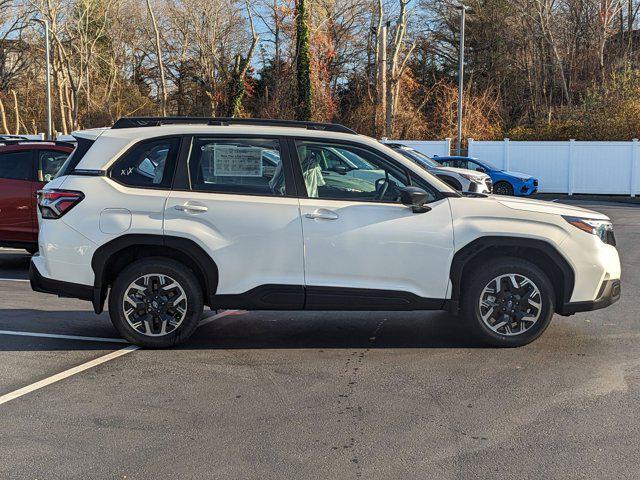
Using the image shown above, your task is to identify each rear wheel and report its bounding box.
[461,257,555,347]
[494,181,514,196]
[108,258,204,348]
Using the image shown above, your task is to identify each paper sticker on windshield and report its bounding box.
[210,144,263,177]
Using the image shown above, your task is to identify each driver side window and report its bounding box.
[295,140,412,202]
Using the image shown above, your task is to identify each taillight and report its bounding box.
[37,189,84,219]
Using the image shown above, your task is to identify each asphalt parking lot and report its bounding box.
[0,200,639,479]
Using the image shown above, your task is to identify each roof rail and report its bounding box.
[111,116,357,134]
[0,139,75,148]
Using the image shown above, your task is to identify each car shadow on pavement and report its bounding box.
[0,309,489,351]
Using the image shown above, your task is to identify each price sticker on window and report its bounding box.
[211,144,263,177]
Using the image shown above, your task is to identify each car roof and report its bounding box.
[435,155,483,162]
[0,140,74,151]
[72,124,456,192]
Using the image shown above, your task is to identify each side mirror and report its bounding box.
[400,186,431,213]
[476,167,486,173]
[334,165,349,175]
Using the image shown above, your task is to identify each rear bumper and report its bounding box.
[29,256,93,302]
[559,279,621,315]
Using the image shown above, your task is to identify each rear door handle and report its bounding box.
[305,209,339,220]
[175,202,208,213]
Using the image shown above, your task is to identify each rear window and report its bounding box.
[109,137,181,189]
[56,137,95,177]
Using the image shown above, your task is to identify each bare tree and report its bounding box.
[146,0,168,115]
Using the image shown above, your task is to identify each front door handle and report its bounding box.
[305,209,339,220]
[175,202,208,213]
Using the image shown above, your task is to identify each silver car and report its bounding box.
[384,143,492,194]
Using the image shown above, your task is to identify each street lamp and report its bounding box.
[455,4,469,156]
[33,18,52,141]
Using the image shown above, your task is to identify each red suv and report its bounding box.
[0,140,74,253]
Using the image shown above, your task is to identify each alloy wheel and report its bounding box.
[478,273,542,336]
[122,273,188,337]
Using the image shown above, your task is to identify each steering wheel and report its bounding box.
[374,178,389,201]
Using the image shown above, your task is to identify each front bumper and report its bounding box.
[559,279,621,315]
[29,256,93,302]
[468,178,492,194]
[517,178,538,196]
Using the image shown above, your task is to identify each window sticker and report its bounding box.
[202,144,263,177]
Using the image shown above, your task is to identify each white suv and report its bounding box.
[30,117,621,348]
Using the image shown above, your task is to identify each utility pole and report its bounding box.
[378,22,387,137]
[34,18,52,140]
[456,4,468,156]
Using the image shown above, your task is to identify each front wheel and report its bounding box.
[461,258,555,347]
[494,181,514,196]
[108,258,204,348]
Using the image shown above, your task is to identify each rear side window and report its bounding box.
[0,150,32,181]
[188,137,286,196]
[110,137,181,189]
[56,137,94,177]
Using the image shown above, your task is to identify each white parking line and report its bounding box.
[0,278,29,283]
[0,345,139,406]
[198,309,244,327]
[0,309,247,407]
[0,330,129,344]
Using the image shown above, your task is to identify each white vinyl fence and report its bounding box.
[385,138,451,158]
[468,138,640,196]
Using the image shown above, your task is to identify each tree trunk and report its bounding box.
[11,90,19,134]
[295,0,313,121]
[0,98,8,134]
[146,0,168,116]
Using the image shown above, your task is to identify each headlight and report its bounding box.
[459,172,483,182]
[563,216,615,245]
[518,177,531,182]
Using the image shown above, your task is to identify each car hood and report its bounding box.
[494,196,610,220]
[501,170,534,179]
[435,166,489,180]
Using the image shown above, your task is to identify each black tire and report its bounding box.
[461,257,555,347]
[494,181,514,196]
[108,257,204,348]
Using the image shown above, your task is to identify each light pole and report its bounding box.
[455,4,468,156]
[33,18,52,140]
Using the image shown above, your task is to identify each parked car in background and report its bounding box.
[434,156,538,196]
[384,143,492,194]
[0,135,29,141]
[0,139,74,253]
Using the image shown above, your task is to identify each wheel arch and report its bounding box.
[91,234,218,314]
[448,237,574,315]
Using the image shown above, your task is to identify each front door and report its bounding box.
[0,149,35,243]
[164,136,304,305]
[293,139,454,306]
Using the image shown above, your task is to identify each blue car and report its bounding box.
[433,156,539,196]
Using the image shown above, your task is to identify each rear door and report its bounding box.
[164,136,305,305]
[0,149,36,243]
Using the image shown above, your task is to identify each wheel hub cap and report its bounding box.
[122,274,188,337]
[478,273,542,336]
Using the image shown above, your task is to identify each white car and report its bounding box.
[384,143,492,194]
[30,117,621,348]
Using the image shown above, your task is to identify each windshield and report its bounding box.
[474,159,498,170]
[396,148,440,168]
